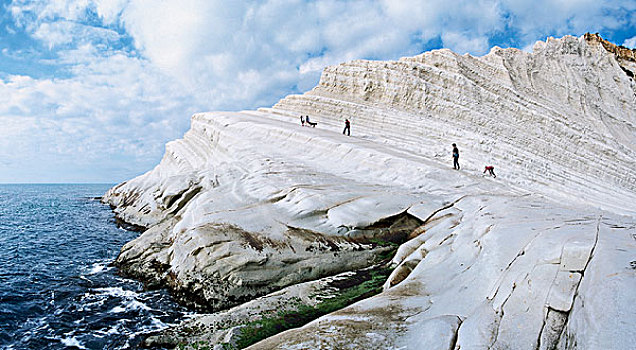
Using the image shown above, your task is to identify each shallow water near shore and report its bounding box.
[0,184,187,350]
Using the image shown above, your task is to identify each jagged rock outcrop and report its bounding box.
[585,33,636,77]
[104,34,635,349]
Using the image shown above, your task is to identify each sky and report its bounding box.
[0,0,634,183]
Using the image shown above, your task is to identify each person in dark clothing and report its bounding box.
[452,143,460,170]
[300,115,305,126]
[305,115,317,127]
[343,119,350,136]
[484,165,496,178]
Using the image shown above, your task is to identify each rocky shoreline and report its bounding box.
[106,198,428,348]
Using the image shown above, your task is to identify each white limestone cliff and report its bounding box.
[103,34,635,349]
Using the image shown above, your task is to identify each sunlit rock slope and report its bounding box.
[104,34,635,349]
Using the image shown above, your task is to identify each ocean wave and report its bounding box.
[87,261,113,275]
[92,287,138,298]
[59,336,87,349]
[0,185,186,350]
[109,299,151,314]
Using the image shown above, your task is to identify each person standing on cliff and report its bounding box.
[452,143,460,170]
[343,118,351,136]
[300,115,305,126]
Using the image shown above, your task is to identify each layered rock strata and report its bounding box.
[267,34,636,213]
[104,34,636,349]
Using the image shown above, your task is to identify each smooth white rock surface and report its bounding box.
[103,34,636,349]
[547,271,582,312]
[560,239,595,272]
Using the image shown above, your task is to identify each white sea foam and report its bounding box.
[110,306,126,313]
[60,336,87,349]
[87,261,113,275]
[109,299,151,313]
[148,316,167,329]
[93,287,138,298]
[78,275,93,285]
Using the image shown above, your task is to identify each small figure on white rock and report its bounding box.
[300,115,305,126]
[452,143,460,170]
[484,165,496,178]
[305,115,317,127]
[343,118,351,136]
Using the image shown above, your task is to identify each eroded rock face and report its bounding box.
[104,34,636,349]
[249,196,635,350]
[116,219,404,311]
[144,265,392,348]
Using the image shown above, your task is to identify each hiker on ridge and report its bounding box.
[343,118,350,136]
[452,143,460,170]
[484,165,496,178]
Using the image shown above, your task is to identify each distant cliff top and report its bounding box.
[585,32,636,62]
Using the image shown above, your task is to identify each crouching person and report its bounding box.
[484,165,496,178]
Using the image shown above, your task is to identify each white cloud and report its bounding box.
[442,32,491,55]
[93,0,128,25]
[500,0,634,42]
[33,21,121,49]
[0,44,203,182]
[624,36,636,48]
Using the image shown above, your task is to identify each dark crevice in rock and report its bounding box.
[343,212,424,244]
[492,314,504,348]
[449,317,463,350]
[359,212,424,244]
[490,295,508,347]
[113,215,147,232]
[418,199,459,224]
[121,190,141,207]
[537,308,569,350]
[164,191,184,209]
[488,229,543,302]
[386,259,420,288]
[537,215,601,350]
[168,185,202,214]
[620,65,635,79]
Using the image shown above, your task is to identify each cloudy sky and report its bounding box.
[0,0,635,183]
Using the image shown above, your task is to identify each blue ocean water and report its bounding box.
[0,184,187,349]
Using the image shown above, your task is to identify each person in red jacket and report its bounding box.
[484,165,496,178]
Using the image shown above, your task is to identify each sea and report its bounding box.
[0,184,188,350]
